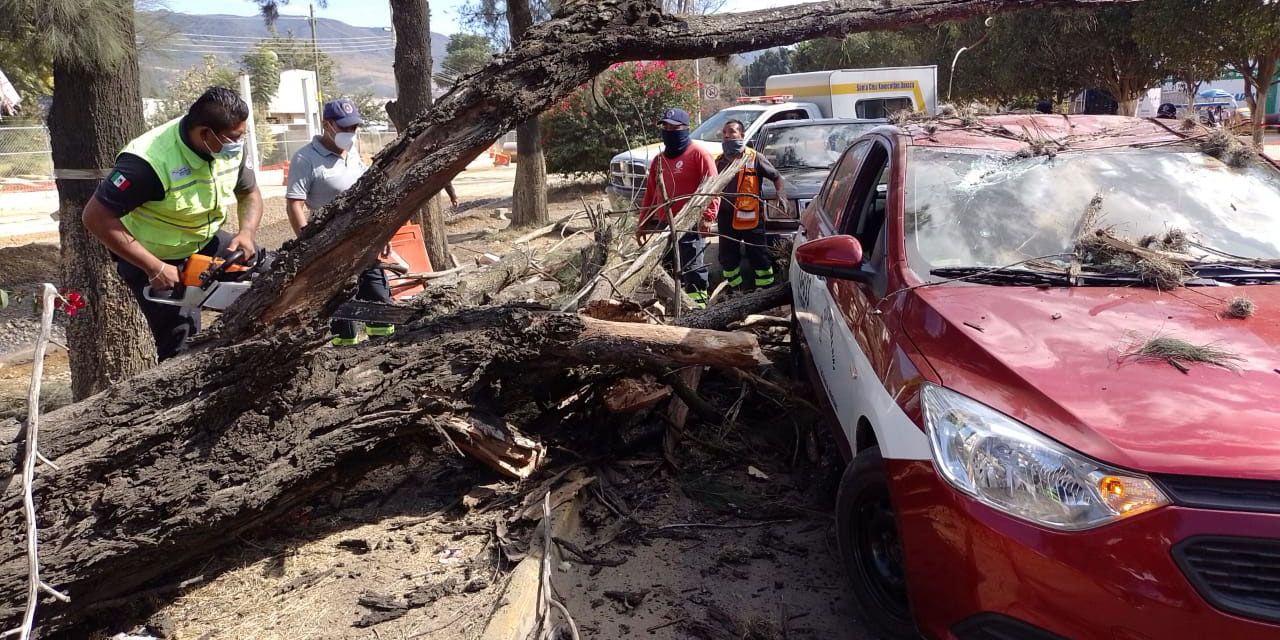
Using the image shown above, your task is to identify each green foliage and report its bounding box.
[439,34,495,86]
[259,33,341,100]
[0,37,53,101]
[241,45,282,107]
[739,48,791,95]
[541,61,698,177]
[0,0,135,71]
[149,56,240,127]
[348,90,387,126]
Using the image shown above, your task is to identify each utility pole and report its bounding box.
[309,3,323,117]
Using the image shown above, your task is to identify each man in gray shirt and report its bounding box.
[286,98,395,345]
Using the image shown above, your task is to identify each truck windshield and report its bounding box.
[904,146,1280,275]
[691,109,765,142]
[759,123,879,169]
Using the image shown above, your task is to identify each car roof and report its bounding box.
[895,114,1192,152]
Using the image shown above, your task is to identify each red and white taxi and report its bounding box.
[790,115,1280,640]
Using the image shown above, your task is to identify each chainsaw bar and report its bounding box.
[331,300,421,325]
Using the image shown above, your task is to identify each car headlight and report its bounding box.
[921,384,1168,530]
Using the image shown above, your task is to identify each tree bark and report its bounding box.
[48,0,157,399]
[387,0,457,270]
[508,0,549,228]
[0,306,761,634]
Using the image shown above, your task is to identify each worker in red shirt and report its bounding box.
[638,108,717,307]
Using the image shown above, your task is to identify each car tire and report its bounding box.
[837,446,919,640]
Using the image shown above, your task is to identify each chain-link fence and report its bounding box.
[262,130,401,167]
[0,125,53,183]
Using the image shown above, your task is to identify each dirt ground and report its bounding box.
[94,363,866,640]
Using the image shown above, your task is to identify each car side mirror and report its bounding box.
[795,235,872,283]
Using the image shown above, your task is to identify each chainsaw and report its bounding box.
[142,249,421,325]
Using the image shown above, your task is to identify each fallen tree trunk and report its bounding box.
[0,307,764,634]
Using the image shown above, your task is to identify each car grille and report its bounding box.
[1156,474,1280,514]
[609,161,647,189]
[1173,536,1280,623]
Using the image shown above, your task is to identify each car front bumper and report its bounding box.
[887,459,1280,640]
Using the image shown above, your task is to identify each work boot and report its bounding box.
[687,290,708,309]
[331,335,361,346]
[722,265,745,289]
[754,266,776,288]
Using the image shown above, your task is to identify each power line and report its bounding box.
[176,32,391,43]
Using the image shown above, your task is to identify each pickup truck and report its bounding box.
[605,96,822,211]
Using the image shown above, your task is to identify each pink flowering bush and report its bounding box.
[542,60,699,177]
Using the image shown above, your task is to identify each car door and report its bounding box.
[793,138,897,448]
[793,141,870,419]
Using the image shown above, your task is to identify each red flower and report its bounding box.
[646,90,655,98]
[667,71,677,80]
[674,83,683,91]
[634,71,643,81]
[66,306,78,317]
[580,111,587,117]
[604,88,612,96]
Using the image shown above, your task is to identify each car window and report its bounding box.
[691,109,765,142]
[765,110,809,125]
[839,143,892,258]
[818,141,871,226]
[855,97,914,119]
[759,122,881,170]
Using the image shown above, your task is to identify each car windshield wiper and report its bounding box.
[1188,262,1280,284]
[930,266,1074,286]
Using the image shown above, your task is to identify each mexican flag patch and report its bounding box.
[110,171,130,190]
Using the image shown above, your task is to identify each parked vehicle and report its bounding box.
[789,114,1280,640]
[750,118,884,234]
[605,66,938,210]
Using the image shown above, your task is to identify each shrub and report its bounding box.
[542,61,699,177]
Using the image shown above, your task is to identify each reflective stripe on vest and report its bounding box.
[119,117,238,260]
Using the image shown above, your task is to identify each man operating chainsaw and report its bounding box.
[285,97,396,345]
[83,87,263,361]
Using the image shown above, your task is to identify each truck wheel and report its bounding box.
[837,446,919,640]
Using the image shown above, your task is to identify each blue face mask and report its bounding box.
[721,138,746,156]
[662,128,691,156]
[215,137,244,160]
[204,131,243,160]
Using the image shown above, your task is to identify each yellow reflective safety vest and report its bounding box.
[718,149,762,230]
[119,118,239,260]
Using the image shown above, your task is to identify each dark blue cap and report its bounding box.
[322,98,363,127]
[658,107,690,126]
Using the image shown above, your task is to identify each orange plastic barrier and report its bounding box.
[388,223,432,300]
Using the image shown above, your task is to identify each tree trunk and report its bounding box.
[47,0,157,400]
[1249,53,1277,147]
[508,0,549,228]
[387,0,457,269]
[0,306,762,635]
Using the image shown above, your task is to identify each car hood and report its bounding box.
[907,285,1280,481]
[761,167,829,200]
[608,140,719,165]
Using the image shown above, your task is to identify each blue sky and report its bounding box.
[160,0,810,36]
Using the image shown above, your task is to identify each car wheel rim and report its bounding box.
[853,484,910,620]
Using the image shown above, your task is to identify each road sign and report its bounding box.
[704,84,720,100]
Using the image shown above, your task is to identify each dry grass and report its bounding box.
[1126,335,1243,371]
[745,615,784,640]
[1199,128,1256,168]
[716,543,752,565]
[1226,296,1257,319]
[1135,257,1192,289]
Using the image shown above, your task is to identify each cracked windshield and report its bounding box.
[904,146,1280,279]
